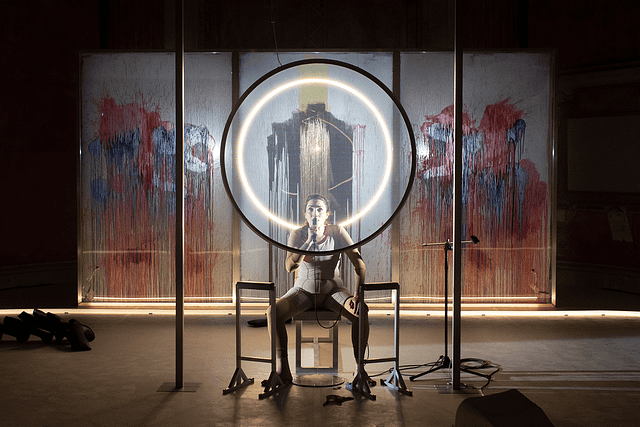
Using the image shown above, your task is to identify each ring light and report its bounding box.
[237,77,394,230]
[221,58,416,255]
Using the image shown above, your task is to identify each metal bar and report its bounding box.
[549,53,558,306]
[444,243,449,361]
[231,51,240,294]
[236,283,242,369]
[175,0,185,390]
[394,288,400,372]
[362,282,399,291]
[358,282,364,371]
[76,48,84,304]
[452,0,463,390]
[391,50,401,285]
[237,281,276,291]
[240,356,273,364]
[364,357,397,364]
[270,284,277,373]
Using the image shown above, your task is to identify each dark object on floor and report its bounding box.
[455,389,555,427]
[247,317,292,327]
[2,316,30,342]
[323,394,354,406]
[16,312,54,343]
[2,309,95,352]
[247,317,267,327]
[67,319,92,351]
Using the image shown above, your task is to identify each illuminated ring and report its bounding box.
[221,58,416,256]
[237,77,393,230]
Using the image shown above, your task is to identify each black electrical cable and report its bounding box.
[269,0,283,67]
[367,356,500,393]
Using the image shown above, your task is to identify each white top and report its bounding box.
[294,234,343,294]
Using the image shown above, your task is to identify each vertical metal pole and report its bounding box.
[391,51,401,285]
[452,0,464,390]
[231,51,241,299]
[444,243,449,363]
[175,0,185,389]
[270,286,277,373]
[394,286,400,371]
[236,284,242,369]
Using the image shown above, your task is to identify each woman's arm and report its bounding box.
[285,227,314,272]
[337,226,366,286]
[336,225,366,313]
[348,252,366,314]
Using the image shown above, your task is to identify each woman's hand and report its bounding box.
[307,223,325,242]
[350,293,360,315]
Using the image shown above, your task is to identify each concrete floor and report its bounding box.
[2,308,640,427]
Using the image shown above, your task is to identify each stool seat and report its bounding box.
[293,308,342,321]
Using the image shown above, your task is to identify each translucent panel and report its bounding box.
[222,58,415,256]
[399,52,552,303]
[79,52,233,302]
[79,51,553,305]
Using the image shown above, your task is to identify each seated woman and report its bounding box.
[267,194,369,384]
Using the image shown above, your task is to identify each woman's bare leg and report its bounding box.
[324,294,369,372]
[266,292,312,383]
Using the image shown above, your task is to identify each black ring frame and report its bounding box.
[220,58,416,256]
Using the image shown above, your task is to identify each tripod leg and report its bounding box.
[409,356,451,381]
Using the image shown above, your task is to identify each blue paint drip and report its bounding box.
[88,138,102,156]
[153,126,176,192]
[427,123,450,153]
[506,119,526,159]
[91,178,108,203]
[514,163,529,228]
[464,131,484,156]
[153,126,176,154]
[106,129,140,166]
[479,170,505,221]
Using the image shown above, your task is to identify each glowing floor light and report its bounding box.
[236,77,393,229]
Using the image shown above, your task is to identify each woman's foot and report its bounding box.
[354,367,376,387]
[261,366,292,388]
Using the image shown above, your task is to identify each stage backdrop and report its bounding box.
[79,51,553,304]
[79,52,233,302]
[400,52,553,303]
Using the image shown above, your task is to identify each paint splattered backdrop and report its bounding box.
[79,52,552,304]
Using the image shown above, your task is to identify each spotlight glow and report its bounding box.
[237,77,393,230]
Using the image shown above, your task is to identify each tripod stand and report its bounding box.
[410,235,491,382]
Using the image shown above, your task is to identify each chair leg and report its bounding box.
[331,323,339,371]
[223,367,254,395]
[259,371,290,400]
[296,320,302,373]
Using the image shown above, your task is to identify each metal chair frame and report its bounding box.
[346,282,413,400]
[223,281,290,399]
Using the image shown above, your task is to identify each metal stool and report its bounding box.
[223,281,290,399]
[293,308,344,387]
[346,282,413,400]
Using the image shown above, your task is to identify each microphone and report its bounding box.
[311,217,317,244]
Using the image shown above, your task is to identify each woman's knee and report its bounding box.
[354,300,369,315]
[271,298,294,321]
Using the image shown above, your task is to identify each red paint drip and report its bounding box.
[98,95,171,189]
[405,99,549,301]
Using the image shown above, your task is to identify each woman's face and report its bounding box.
[305,198,329,228]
